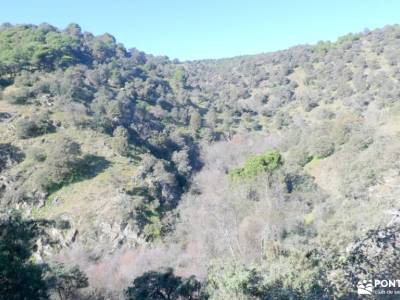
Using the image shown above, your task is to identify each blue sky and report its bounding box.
[1,0,400,60]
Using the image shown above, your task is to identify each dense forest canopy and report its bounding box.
[1,23,400,299]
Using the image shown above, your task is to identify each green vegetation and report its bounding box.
[125,269,201,300]
[33,135,82,191]
[0,214,88,300]
[15,112,54,139]
[172,66,188,89]
[229,150,281,180]
[0,24,89,77]
[110,126,130,156]
[313,32,362,54]
[1,23,400,299]
[0,214,49,299]
[0,23,123,79]
[136,203,164,241]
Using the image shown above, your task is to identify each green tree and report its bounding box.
[204,108,217,129]
[0,24,91,75]
[112,126,130,156]
[35,135,82,191]
[229,150,282,181]
[48,264,89,300]
[0,214,49,300]
[172,66,188,89]
[15,112,54,139]
[125,268,201,300]
[189,111,202,133]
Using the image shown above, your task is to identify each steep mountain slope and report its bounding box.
[1,23,400,299]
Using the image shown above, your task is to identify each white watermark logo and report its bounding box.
[357,279,400,296]
[357,280,373,295]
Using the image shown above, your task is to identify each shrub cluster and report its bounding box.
[229,150,281,180]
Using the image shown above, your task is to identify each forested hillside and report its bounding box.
[1,23,400,299]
